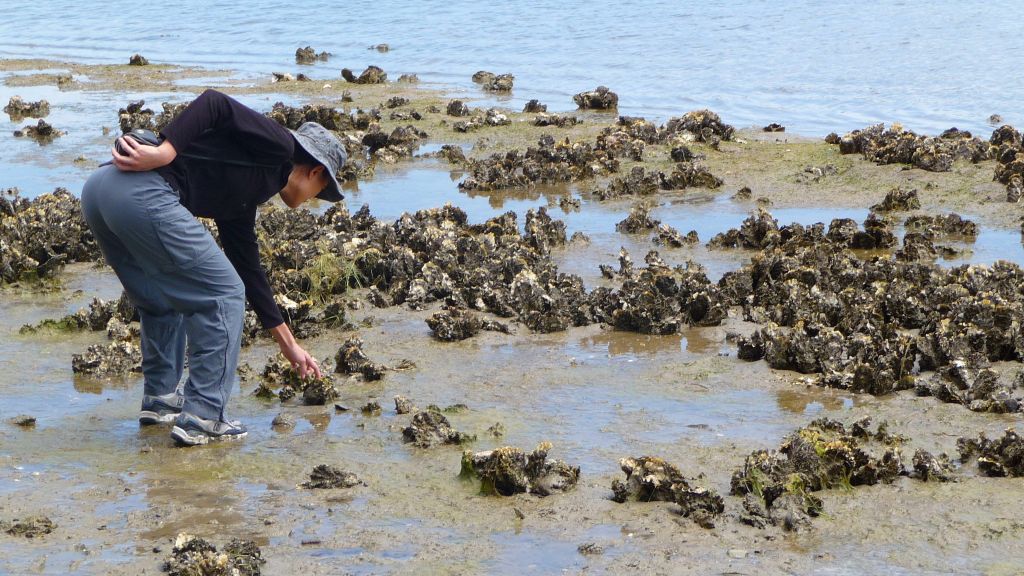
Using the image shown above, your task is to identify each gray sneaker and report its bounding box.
[139,391,185,425]
[171,412,248,446]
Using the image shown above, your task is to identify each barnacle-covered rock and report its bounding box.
[523,99,547,113]
[957,428,1024,477]
[660,161,723,190]
[334,337,386,380]
[394,395,416,414]
[1,516,55,538]
[871,187,921,212]
[117,100,188,134]
[268,102,351,131]
[14,119,62,141]
[593,166,660,200]
[258,355,338,405]
[461,442,579,497]
[341,65,386,84]
[904,213,978,239]
[295,46,330,63]
[611,456,724,528]
[446,99,471,117]
[402,410,474,448]
[426,308,511,341]
[4,96,49,120]
[616,203,659,233]
[71,341,142,375]
[573,86,618,110]
[663,109,735,142]
[162,533,264,576]
[910,449,955,482]
[654,224,698,247]
[916,364,1021,413]
[593,258,728,333]
[836,123,989,171]
[482,73,514,92]
[731,418,904,530]
[301,465,361,489]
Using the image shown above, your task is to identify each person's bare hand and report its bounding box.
[280,342,322,379]
[111,138,177,171]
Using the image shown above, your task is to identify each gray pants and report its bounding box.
[81,165,244,421]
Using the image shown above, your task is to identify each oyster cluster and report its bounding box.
[731,418,904,530]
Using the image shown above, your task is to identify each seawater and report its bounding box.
[0,0,1021,135]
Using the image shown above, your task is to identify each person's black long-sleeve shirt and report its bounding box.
[156,89,293,329]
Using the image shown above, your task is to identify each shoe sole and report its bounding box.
[170,425,247,446]
[139,411,179,426]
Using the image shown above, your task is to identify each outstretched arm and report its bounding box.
[217,215,321,378]
[270,323,322,378]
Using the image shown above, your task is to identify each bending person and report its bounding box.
[81,89,346,446]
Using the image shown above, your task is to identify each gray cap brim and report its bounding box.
[291,130,345,202]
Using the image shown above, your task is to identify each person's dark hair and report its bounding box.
[292,142,320,168]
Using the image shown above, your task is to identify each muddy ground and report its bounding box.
[1,58,1022,575]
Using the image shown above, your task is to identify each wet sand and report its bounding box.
[1,59,1023,575]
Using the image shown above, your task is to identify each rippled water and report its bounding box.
[1,1,1022,135]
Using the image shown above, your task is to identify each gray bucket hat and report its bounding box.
[291,122,347,202]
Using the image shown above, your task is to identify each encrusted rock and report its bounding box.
[394,395,416,414]
[611,456,724,528]
[446,99,471,117]
[871,186,921,212]
[301,465,361,489]
[271,412,295,429]
[426,311,510,341]
[616,203,660,233]
[957,428,1024,476]
[483,73,514,92]
[9,414,36,427]
[334,337,386,380]
[472,71,496,84]
[663,109,735,142]
[523,99,547,113]
[162,533,264,576]
[258,356,338,405]
[904,213,978,239]
[1,516,55,538]
[295,46,330,63]
[654,224,698,247]
[460,442,579,497]
[15,119,62,141]
[573,86,618,110]
[71,341,142,375]
[731,418,904,529]
[909,449,955,482]
[341,65,386,84]
[4,96,49,120]
[402,410,474,448]
[836,123,989,172]
[533,114,579,128]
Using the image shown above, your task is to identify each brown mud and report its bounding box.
[1,58,1024,575]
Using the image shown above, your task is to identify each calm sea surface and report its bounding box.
[1,0,1022,135]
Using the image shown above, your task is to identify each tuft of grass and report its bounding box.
[302,246,362,304]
